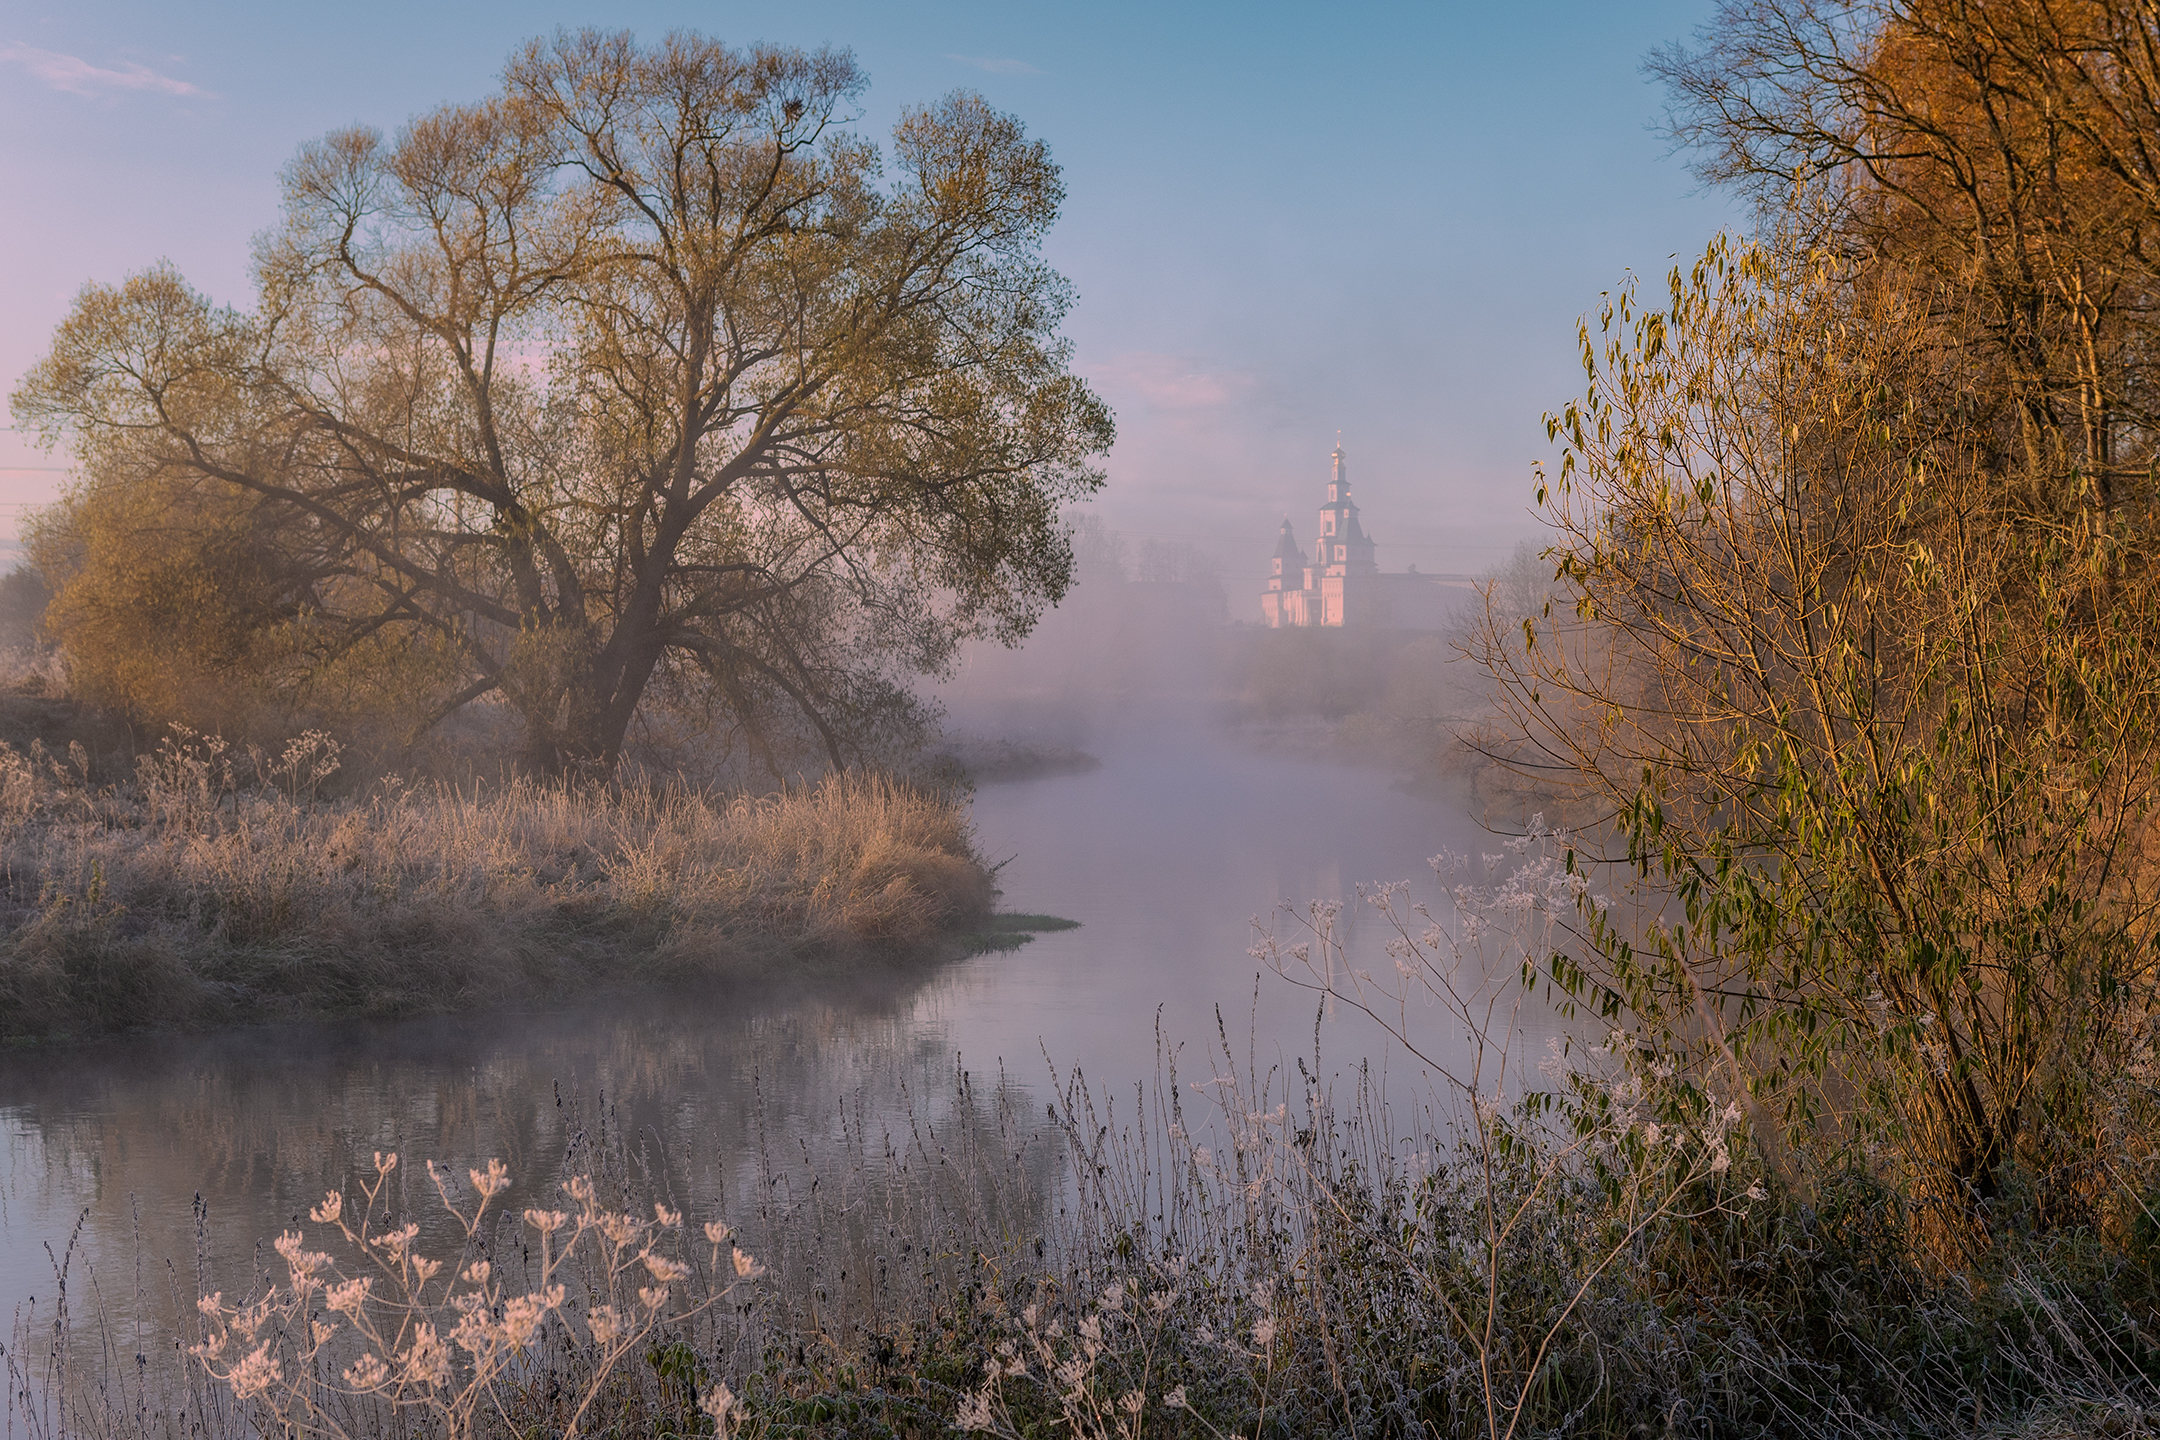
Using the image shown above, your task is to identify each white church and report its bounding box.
[1260,445,1464,630]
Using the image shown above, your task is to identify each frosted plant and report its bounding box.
[1240,823,1763,1440]
[190,1150,762,1440]
[262,729,343,804]
[952,1270,1261,1440]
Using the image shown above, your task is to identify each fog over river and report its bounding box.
[0,737,1524,1364]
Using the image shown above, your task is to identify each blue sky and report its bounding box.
[0,0,1740,580]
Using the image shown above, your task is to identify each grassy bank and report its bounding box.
[0,728,1004,1041]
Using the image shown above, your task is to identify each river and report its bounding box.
[0,736,1525,1380]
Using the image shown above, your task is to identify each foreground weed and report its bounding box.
[191,1151,763,1440]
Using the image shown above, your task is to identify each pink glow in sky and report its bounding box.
[0,0,1740,578]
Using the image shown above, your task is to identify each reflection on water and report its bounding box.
[0,739,1504,1362]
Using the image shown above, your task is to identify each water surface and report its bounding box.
[0,738,1511,1361]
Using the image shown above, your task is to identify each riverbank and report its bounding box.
[0,729,1017,1041]
[58,1043,2160,1440]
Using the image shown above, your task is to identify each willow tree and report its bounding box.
[15,31,1112,770]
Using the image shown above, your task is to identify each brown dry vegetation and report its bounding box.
[1457,0,2160,1247]
[33,863,2160,1440]
[0,727,995,1041]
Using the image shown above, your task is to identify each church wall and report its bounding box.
[1259,445,1463,631]
[1321,574,1346,626]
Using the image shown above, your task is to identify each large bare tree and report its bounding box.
[15,31,1112,770]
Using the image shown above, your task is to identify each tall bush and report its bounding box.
[1470,231,2160,1246]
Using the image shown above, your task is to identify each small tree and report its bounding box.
[25,463,461,737]
[15,30,1112,771]
[1474,232,2160,1250]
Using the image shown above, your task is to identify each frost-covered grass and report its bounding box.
[0,728,996,1039]
[26,1027,2160,1439]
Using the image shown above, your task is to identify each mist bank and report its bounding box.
[930,525,1551,817]
[0,727,1029,1043]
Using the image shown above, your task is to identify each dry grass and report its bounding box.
[32,1018,2160,1440]
[0,728,995,1040]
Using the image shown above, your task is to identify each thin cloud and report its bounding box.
[0,43,212,98]
[945,54,1043,76]
[1095,352,1257,412]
